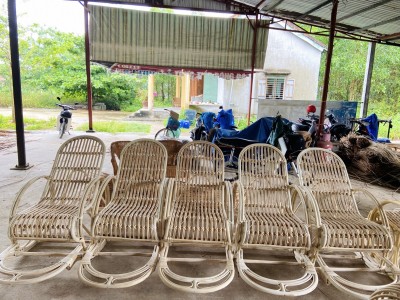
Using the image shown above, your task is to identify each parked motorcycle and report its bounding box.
[292,105,350,143]
[56,97,74,138]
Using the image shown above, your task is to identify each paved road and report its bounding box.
[0,107,176,135]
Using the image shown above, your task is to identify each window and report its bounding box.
[266,77,285,100]
[285,79,295,100]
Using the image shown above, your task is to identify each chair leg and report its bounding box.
[236,249,318,296]
[158,244,235,293]
[0,242,82,284]
[79,240,159,288]
[317,251,399,299]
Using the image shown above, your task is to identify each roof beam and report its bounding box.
[380,31,400,41]
[353,15,400,32]
[293,0,332,21]
[336,0,394,22]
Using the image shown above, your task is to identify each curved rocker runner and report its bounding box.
[297,148,398,299]
[158,141,235,293]
[79,139,169,288]
[0,136,106,284]
[235,144,319,296]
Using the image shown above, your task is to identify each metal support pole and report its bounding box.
[84,0,94,132]
[247,14,258,125]
[360,42,376,118]
[317,0,339,138]
[8,0,30,170]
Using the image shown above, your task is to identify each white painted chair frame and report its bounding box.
[297,148,398,299]
[79,139,169,288]
[236,143,320,296]
[158,141,235,293]
[0,135,106,284]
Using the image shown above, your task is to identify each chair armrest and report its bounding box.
[290,184,324,250]
[224,181,234,244]
[289,185,322,229]
[162,178,175,221]
[353,188,391,229]
[224,181,234,224]
[236,181,246,224]
[90,174,115,216]
[79,175,113,218]
[10,175,49,221]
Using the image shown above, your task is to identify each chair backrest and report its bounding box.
[296,148,358,213]
[176,141,224,185]
[43,135,106,205]
[112,139,168,202]
[238,144,290,210]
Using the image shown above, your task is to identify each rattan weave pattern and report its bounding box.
[158,141,235,293]
[9,136,105,241]
[167,141,228,242]
[79,139,168,288]
[297,148,392,250]
[297,148,397,298]
[369,201,400,267]
[93,140,167,240]
[0,135,106,284]
[238,144,310,249]
[236,144,317,296]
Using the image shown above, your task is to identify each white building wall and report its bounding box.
[221,73,264,116]
[263,24,324,100]
[217,23,324,116]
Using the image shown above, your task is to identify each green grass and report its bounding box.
[75,121,151,133]
[0,90,87,109]
[0,115,56,130]
[236,115,257,130]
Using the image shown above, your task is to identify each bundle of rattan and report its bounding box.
[337,133,400,191]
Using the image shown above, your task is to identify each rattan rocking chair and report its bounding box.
[369,200,400,267]
[79,139,168,288]
[296,148,398,299]
[158,141,235,293]
[236,144,319,296]
[0,135,106,284]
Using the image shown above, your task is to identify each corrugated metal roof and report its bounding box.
[255,0,400,46]
[85,0,400,46]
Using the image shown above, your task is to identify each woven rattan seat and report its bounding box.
[158,141,235,293]
[79,139,168,288]
[0,136,106,284]
[236,144,318,296]
[297,148,397,298]
[167,185,227,241]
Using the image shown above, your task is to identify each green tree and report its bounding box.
[154,73,176,106]
[0,20,148,111]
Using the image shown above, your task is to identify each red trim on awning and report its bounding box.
[110,63,252,79]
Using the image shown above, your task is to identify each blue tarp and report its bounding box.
[201,112,216,132]
[215,117,288,142]
[362,113,379,141]
[214,109,235,130]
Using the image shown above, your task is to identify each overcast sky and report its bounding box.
[1,0,85,35]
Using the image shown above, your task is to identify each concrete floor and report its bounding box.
[0,130,399,300]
